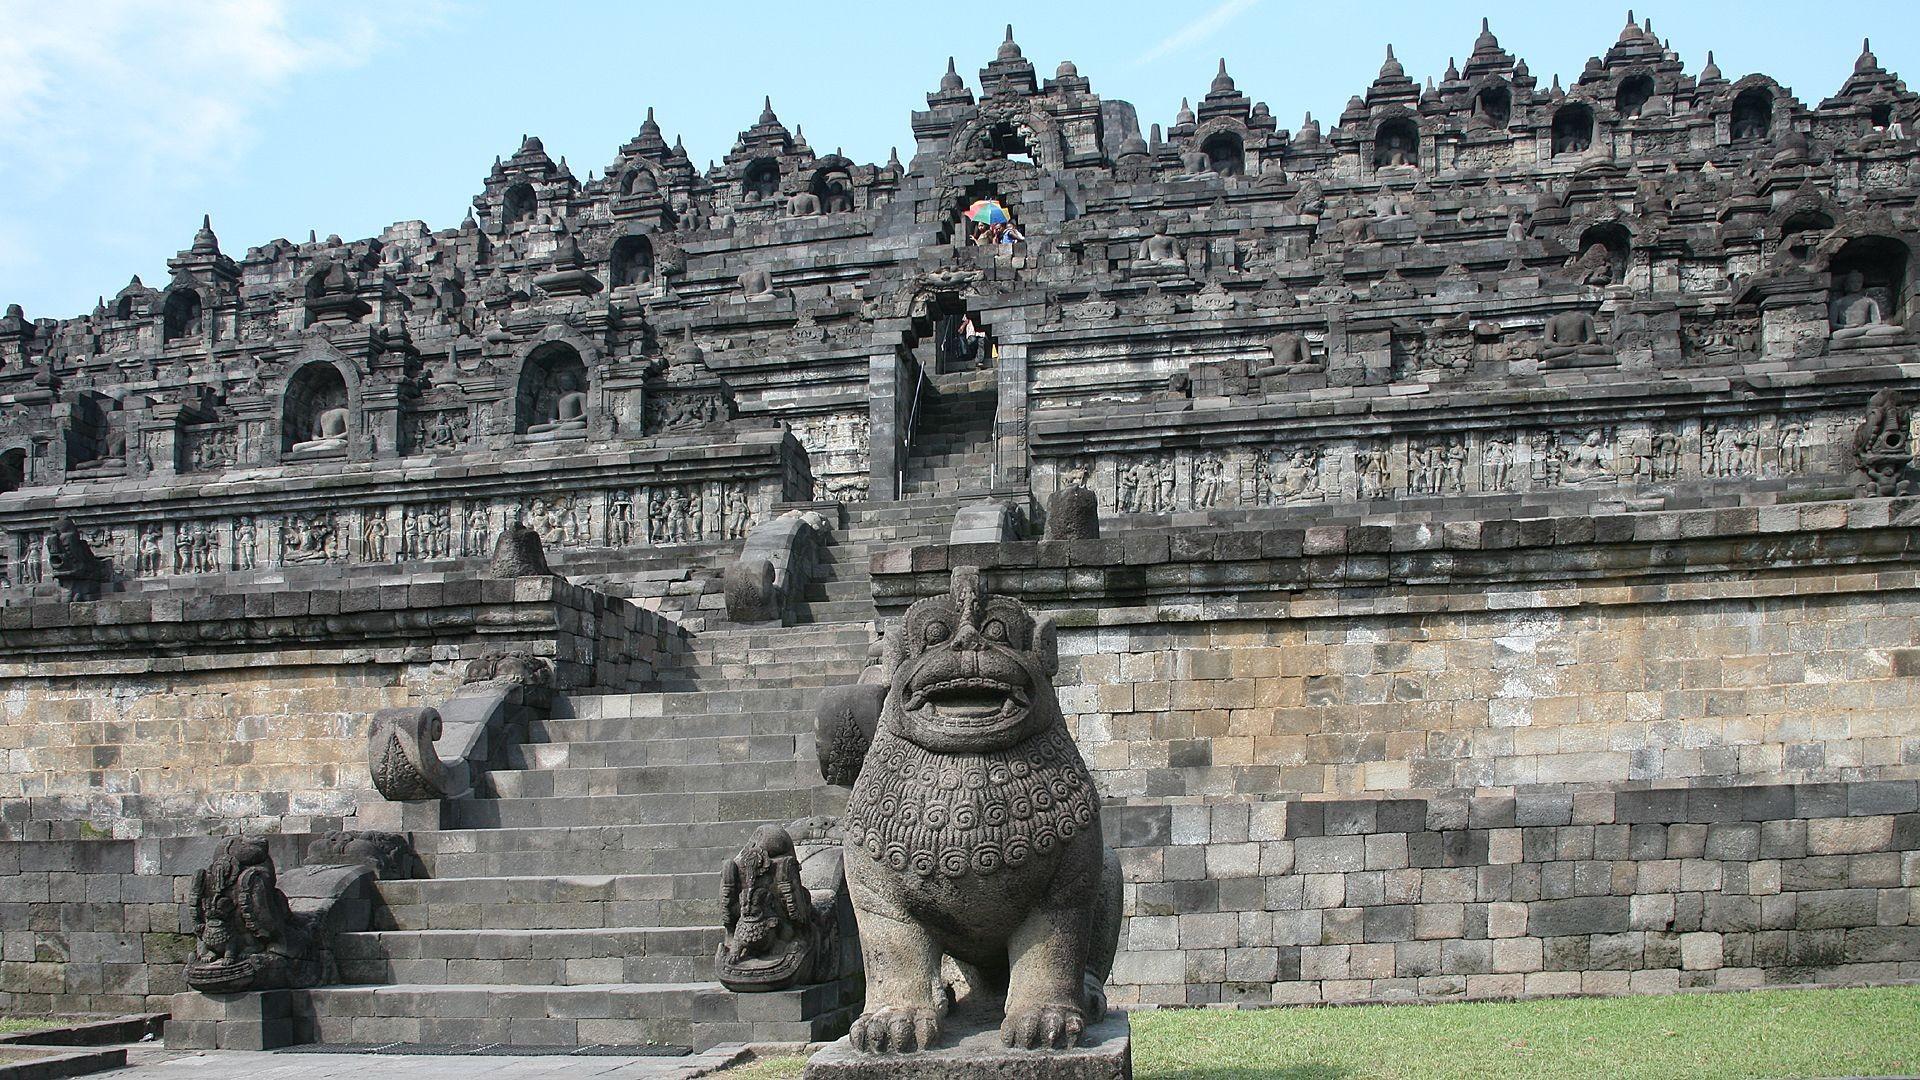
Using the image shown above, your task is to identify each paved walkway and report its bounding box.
[103,1043,754,1079]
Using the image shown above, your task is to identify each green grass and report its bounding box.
[718,1054,809,1079]
[0,1017,57,1034]
[1130,987,1920,1079]
[719,987,1920,1079]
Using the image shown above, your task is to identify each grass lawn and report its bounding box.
[720,986,1920,1079]
[0,1017,57,1034]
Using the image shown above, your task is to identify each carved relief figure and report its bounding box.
[647,489,670,544]
[137,525,163,576]
[464,505,493,557]
[1563,431,1617,484]
[608,491,635,547]
[1355,445,1392,500]
[281,513,335,564]
[1191,455,1224,509]
[234,516,258,571]
[364,511,389,562]
[1777,422,1807,475]
[20,533,43,585]
[722,485,751,540]
[1276,447,1324,502]
[174,522,195,574]
[1483,435,1515,491]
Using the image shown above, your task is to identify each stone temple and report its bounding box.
[3,15,1920,1053]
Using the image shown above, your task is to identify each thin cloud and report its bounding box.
[0,1,444,195]
[0,0,443,313]
[1135,0,1262,67]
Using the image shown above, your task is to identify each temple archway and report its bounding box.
[1552,104,1595,156]
[1473,84,1512,128]
[1732,87,1774,142]
[743,159,781,201]
[0,447,23,494]
[282,362,351,454]
[1373,118,1419,168]
[162,288,202,342]
[610,235,653,288]
[502,183,537,226]
[1200,131,1245,176]
[1616,74,1655,118]
[1827,235,1910,323]
[514,342,589,435]
[1576,222,1632,284]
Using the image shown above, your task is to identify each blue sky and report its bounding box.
[1,0,1914,320]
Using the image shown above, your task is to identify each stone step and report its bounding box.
[800,580,873,601]
[559,688,822,718]
[334,926,722,987]
[658,660,865,684]
[675,618,871,641]
[296,977,862,1050]
[486,759,818,799]
[445,785,837,830]
[529,713,818,744]
[504,733,804,771]
[418,842,778,879]
[786,601,877,623]
[375,872,717,931]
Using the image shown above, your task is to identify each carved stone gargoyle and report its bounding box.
[368,651,556,804]
[45,515,108,601]
[717,816,858,992]
[1853,388,1913,496]
[185,832,414,995]
[368,707,449,802]
[186,836,322,993]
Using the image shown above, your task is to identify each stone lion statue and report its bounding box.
[833,566,1122,1053]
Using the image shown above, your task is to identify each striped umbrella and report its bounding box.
[966,199,1011,225]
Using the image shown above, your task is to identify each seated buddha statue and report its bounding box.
[290,407,349,453]
[1540,311,1614,366]
[1830,270,1903,342]
[527,391,587,436]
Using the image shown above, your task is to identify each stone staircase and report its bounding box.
[283,396,1017,1051]
[900,371,996,498]
[297,536,887,1050]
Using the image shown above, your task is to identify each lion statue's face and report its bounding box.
[883,568,1059,753]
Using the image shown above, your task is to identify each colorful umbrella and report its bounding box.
[966,199,1011,225]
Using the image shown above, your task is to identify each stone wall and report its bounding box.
[875,500,1920,797]
[1102,782,1920,1005]
[1051,582,1920,799]
[0,575,669,839]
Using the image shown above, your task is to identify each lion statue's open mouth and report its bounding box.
[907,676,1030,730]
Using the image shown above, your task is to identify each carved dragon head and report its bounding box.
[883,566,1059,753]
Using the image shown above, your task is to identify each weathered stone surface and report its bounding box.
[806,1007,1131,1079]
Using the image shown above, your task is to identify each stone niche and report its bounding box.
[282,362,352,457]
[515,342,590,439]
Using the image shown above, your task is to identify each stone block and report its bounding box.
[1806,816,1895,855]
[1528,897,1629,937]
